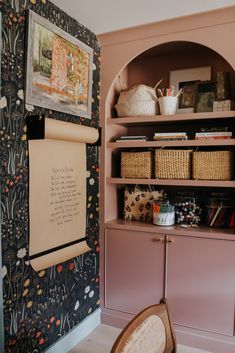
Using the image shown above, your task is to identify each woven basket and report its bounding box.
[121,151,153,178]
[193,151,233,180]
[115,84,159,117]
[155,149,192,179]
[115,100,158,117]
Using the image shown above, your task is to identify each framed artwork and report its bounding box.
[195,80,216,112]
[169,66,211,113]
[178,81,196,110]
[26,10,93,119]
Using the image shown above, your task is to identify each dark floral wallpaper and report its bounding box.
[0,1,100,352]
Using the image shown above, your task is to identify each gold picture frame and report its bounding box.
[26,10,93,119]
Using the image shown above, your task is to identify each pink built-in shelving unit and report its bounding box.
[99,6,235,353]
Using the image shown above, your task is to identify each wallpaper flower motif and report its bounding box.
[0,1,100,352]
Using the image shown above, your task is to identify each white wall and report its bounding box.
[51,0,235,34]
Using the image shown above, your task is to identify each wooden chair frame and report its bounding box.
[111,298,177,353]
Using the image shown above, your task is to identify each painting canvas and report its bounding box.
[26,11,93,118]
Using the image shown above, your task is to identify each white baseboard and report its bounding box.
[175,325,235,353]
[45,308,101,353]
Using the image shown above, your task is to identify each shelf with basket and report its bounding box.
[107,138,235,149]
[107,116,235,231]
[107,111,235,126]
[107,109,235,188]
[109,147,235,184]
[107,177,235,188]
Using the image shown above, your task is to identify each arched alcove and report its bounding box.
[106,40,235,119]
[128,41,235,93]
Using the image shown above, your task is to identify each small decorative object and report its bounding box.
[192,151,233,180]
[114,78,163,117]
[216,72,230,101]
[175,197,202,227]
[155,149,192,179]
[26,10,93,119]
[169,66,211,113]
[121,151,153,179]
[195,81,216,112]
[124,186,164,221]
[153,198,175,226]
[213,100,234,112]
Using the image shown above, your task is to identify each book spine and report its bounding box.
[153,135,188,140]
[154,132,187,137]
[195,132,232,137]
[195,136,232,140]
[153,138,188,141]
[120,136,146,139]
[116,139,146,142]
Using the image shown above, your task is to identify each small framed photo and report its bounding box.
[26,10,94,119]
[178,81,197,110]
[169,66,211,113]
[195,81,216,113]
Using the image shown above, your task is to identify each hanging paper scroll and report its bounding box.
[28,118,98,271]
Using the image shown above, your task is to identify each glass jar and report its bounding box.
[153,196,175,226]
[174,193,202,228]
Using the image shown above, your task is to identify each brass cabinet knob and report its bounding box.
[152,237,163,243]
[167,238,174,243]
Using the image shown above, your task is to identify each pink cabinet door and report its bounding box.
[166,235,235,336]
[105,228,164,314]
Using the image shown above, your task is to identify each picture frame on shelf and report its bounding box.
[195,80,216,113]
[169,66,211,113]
[178,80,197,110]
[26,10,94,119]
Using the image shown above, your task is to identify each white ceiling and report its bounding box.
[51,0,235,34]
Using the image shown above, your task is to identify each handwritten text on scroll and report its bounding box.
[49,166,80,226]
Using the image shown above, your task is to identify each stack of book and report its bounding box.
[195,131,232,140]
[115,135,147,142]
[153,132,188,141]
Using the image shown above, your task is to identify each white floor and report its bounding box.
[69,324,212,353]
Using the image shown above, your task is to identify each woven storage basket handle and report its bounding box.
[118,75,128,91]
[154,78,164,91]
[118,76,163,92]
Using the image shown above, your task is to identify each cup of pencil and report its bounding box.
[157,86,183,115]
[153,200,175,226]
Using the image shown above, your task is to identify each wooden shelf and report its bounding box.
[107,111,235,126]
[107,178,235,188]
[107,139,235,149]
[105,219,235,241]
